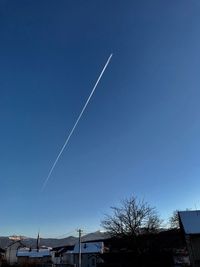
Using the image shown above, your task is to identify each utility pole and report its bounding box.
[78,229,82,267]
[36,232,40,252]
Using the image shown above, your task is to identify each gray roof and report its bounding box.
[17,248,51,258]
[73,242,104,254]
[179,210,200,234]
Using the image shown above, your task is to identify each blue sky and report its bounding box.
[1,0,200,237]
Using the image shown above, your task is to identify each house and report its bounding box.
[0,248,5,267]
[178,210,200,267]
[73,242,104,267]
[17,247,52,265]
[51,245,74,265]
[51,241,105,267]
[5,240,25,265]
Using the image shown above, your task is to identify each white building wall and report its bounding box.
[5,242,22,265]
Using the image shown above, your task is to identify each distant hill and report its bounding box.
[82,231,110,242]
[0,231,109,249]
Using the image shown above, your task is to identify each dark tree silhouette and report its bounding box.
[169,210,180,229]
[101,195,162,238]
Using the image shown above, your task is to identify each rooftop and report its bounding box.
[179,210,200,234]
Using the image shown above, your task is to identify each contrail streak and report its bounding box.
[42,54,113,190]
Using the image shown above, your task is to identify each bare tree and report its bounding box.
[169,210,180,229]
[101,196,162,238]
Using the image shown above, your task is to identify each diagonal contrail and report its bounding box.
[42,54,113,191]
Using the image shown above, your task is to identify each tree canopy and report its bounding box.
[101,195,162,238]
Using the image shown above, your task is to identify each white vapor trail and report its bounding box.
[42,54,113,191]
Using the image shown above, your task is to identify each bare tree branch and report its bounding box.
[101,195,162,238]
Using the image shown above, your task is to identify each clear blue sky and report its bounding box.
[1,0,200,237]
